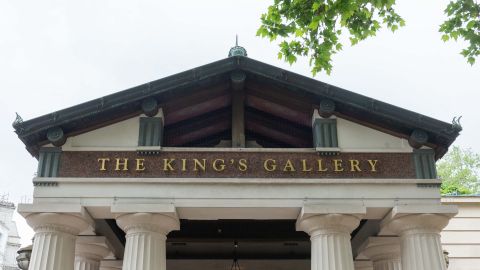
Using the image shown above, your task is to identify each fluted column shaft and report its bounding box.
[123,227,166,269]
[400,229,445,270]
[387,214,451,270]
[26,213,90,270]
[116,213,179,270]
[298,214,361,270]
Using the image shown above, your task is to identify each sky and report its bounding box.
[0,0,479,246]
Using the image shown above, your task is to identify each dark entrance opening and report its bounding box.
[167,220,310,260]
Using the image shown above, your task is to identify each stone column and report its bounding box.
[358,237,401,270]
[386,214,451,270]
[116,212,179,270]
[25,213,90,270]
[297,213,362,270]
[75,237,111,270]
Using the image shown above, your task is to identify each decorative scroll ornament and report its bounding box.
[12,112,24,128]
[408,129,429,149]
[47,126,66,146]
[141,98,159,117]
[319,99,336,118]
[452,116,463,131]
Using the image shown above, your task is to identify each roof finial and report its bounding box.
[228,35,247,57]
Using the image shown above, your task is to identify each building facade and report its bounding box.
[13,47,462,270]
[0,200,20,270]
[441,196,480,270]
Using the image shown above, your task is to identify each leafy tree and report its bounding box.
[257,0,480,75]
[438,146,480,195]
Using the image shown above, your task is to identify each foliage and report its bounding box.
[439,0,480,65]
[257,0,480,75]
[438,146,480,195]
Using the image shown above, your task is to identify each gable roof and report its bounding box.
[13,56,461,158]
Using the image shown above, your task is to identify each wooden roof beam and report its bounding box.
[245,95,310,127]
[245,120,310,148]
[231,71,246,147]
[164,94,230,126]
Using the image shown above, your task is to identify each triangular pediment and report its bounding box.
[13,56,460,158]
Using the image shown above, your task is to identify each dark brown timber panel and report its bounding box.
[58,151,415,179]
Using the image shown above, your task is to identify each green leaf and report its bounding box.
[309,20,319,30]
[468,57,475,65]
[287,54,297,64]
[442,34,450,42]
[466,20,476,29]
[295,28,304,37]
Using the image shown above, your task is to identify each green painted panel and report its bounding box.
[413,149,437,179]
[313,118,338,148]
[37,148,61,177]
[138,117,163,146]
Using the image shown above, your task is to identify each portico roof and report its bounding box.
[13,55,461,158]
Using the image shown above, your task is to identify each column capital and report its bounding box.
[380,205,457,235]
[75,236,111,262]
[25,212,91,235]
[297,213,362,235]
[388,214,451,235]
[296,205,365,235]
[116,212,180,235]
[19,203,94,235]
[357,237,400,262]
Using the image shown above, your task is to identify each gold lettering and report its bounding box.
[181,159,187,171]
[264,159,277,172]
[317,159,328,172]
[163,159,175,171]
[333,159,344,172]
[368,160,378,172]
[283,159,296,172]
[115,158,128,171]
[213,159,226,172]
[136,158,145,171]
[238,159,248,172]
[98,158,110,171]
[349,160,361,172]
[301,159,312,172]
[193,159,206,171]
